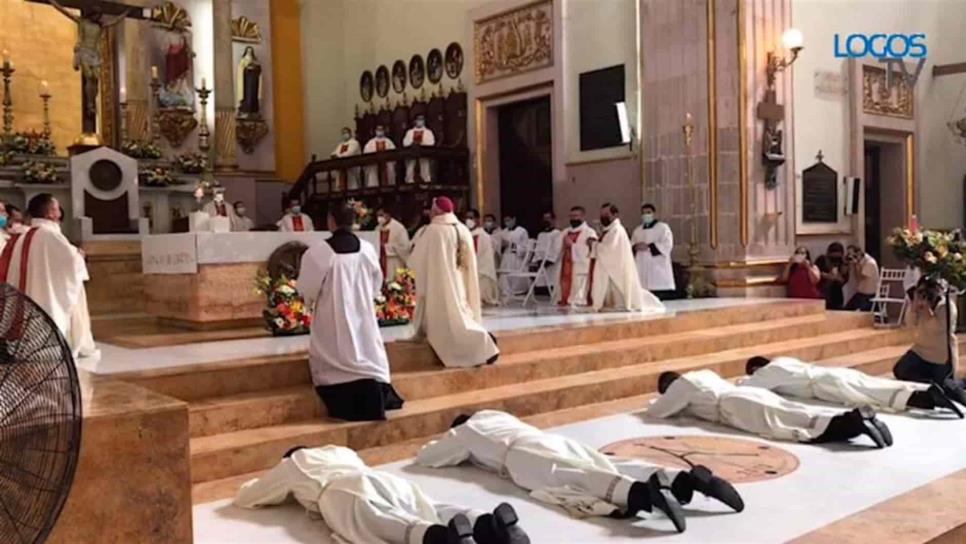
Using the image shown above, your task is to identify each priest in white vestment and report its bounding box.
[403,115,435,183]
[650,369,892,448]
[741,355,963,417]
[552,206,597,308]
[591,204,664,313]
[330,126,362,190]
[375,207,411,283]
[631,204,675,296]
[409,197,500,367]
[534,211,562,291]
[1,194,97,359]
[417,410,745,533]
[363,125,397,188]
[498,215,531,296]
[277,198,315,232]
[465,210,499,306]
[202,189,242,231]
[297,203,402,421]
[483,214,503,268]
[232,201,256,232]
[235,445,530,544]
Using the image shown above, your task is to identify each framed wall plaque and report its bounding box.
[409,54,425,89]
[375,65,390,98]
[392,60,407,93]
[360,71,374,102]
[445,42,463,79]
[427,48,443,84]
[802,158,839,223]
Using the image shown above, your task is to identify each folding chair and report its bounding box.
[497,239,536,303]
[503,239,557,307]
[871,268,908,328]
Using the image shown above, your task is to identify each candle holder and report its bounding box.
[195,81,216,188]
[149,75,162,145]
[119,100,128,143]
[40,90,52,139]
[1,60,14,143]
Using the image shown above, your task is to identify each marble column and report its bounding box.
[213,0,238,170]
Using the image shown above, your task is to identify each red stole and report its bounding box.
[339,143,349,154]
[413,130,424,144]
[0,228,41,340]
[375,140,387,152]
[473,234,479,253]
[379,229,390,279]
[215,203,227,217]
[558,231,580,306]
[292,215,305,232]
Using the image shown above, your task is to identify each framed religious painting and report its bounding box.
[360,71,374,102]
[445,42,463,79]
[409,54,426,89]
[392,60,407,94]
[375,65,390,98]
[427,48,444,84]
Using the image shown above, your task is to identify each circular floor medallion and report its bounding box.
[600,435,799,484]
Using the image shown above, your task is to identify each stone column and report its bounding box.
[213,0,237,170]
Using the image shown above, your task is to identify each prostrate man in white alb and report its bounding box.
[631,203,675,298]
[297,202,403,421]
[650,369,893,448]
[375,206,411,282]
[465,209,499,306]
[235,445,530,544]
[0,194,97,359]
[591,203,664,313]
[277,197,314,232]
[403,114,435,183]
[363,124,397,188]
[498,214,530,296]
[552,206,597,308]
[330,126,362,190]
[409,197,500,367]
[417,410,746,534]
[741,355,963,418]
[533,211,562,292]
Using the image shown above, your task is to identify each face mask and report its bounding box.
[569,219,582,228]
[376,130,385,138]
[793,253,806,263]
[600,217,612,227]
[415,119,425,128]
[291,206,301,215]
[483,221,495,231]
[376,216,387,226]
[0,216,8,229]
[214,194,224,203]
[504,220,515,229]
[642,213,655,224]
[342,132,351,142]
[236,207,246,216]
[465,219,476,230]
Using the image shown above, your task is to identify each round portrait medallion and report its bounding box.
[360,71,374,102]
[427,48,443,84]
[409,54,425,89]
[375,65,390,98]
[392,60,407,93]
[444,42,463,79]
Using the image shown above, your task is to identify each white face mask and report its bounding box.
[214,193,224,203]
[642,213,655,224]
[376,130,386,138]
[342,132,351,142]
[376,216,387,226]
[415,119,425,128]
[465,218,476,230]
[236,207,246,216]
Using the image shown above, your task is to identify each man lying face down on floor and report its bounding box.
[416,409,746,535]
[742,356,963,418]
[651,369,893,449]
[234,444,530,544]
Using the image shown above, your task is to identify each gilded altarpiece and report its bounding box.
[473,0,553,84]
[862,65,913,120]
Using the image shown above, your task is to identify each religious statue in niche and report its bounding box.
[445,42,463,79]
[375,65,390,98]
[427,49,443,84]
[360,71,374,102]
[409,55,425,90]
[149,3,199,148]
[237,46,262,117]
[761,123,785,189]
[392,60,407,94]
[160,33,194,108]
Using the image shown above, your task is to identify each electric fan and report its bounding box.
[0,283,83,544]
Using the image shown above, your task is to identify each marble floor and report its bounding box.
[193,404,966,543]
[82,297,782,375]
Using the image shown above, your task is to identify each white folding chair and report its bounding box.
[497,239,539,305]
[504,239,557,307]
[871,268,908,328]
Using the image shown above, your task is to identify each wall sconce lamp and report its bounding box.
[766,28,804,89]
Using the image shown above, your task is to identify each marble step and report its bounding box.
[124,300,825,402]
[189,326,911,483]
[187,312,871,437]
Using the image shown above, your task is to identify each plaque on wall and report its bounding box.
[409,54,425,89]
[360,71,374,102]
[375,65,390,98]
[802,155,839,223]
[427,49,443,84]
[445,42,463,79]
[392,60,407,93]
[473,0,552,84]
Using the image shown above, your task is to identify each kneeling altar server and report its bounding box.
[297,202,403,421]
[742,356,963,418]
[235,445,530,544]
[651,369,893,448]
[416,410,746,533]
[591,203,664,314]
[410,197,500,367]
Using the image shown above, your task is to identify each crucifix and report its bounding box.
[29,0,148,145]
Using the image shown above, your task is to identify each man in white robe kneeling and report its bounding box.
[235,445,530,544]
[410,197,499,367]
[742,355,963,418]
[464,209,499,306]
[650,369,893,448]
[552,206,597,308]
[591,203,664,314]
[297,202,403,421]
[1,194,97,360]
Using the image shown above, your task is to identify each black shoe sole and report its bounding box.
[447,514,474,543]
[648,477,686,533]
[929,384,964,418]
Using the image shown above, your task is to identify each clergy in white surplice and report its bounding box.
[232,201,256,232]
[403,115,435,184]
[277,198,315,232]
[416,410,745,533]
[363,125,397,188]
[650,369,892,448]
[375,207,411,283]
[484,214,503,268]
[631,204,675,295]
[591,204,664,314]
[235,445,530,544]
[409,197,500,367]
[330,126,362,190]
[297,203,403,421]
[552,206,597,308]
[534,211,562,290]
[465,209,499,306]
[202,188,243,231]
[741,355,963,417]
[0,194,97,359]
[498,216,530,296]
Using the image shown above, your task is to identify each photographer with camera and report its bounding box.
[781,246,822,299]
[893,276,966,406]
[842,244,879,311]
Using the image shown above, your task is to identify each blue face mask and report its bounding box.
[0,216,8,229]
[291,206,301,215]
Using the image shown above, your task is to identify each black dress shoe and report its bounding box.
[423,524,450,544]
[859,420,887,449]
[929,383,965,418]
[447,514,475,544]
[688,465,745,512]
[492,503,529,544]
[854,407,893,447]
[629,476,686,533]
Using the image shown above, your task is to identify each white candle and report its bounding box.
[1,50,8,65]
[201,77,207,89]
[40,80,49,94]
[685,112,693,124]
[119,85,127,103]
[151,65,159,79]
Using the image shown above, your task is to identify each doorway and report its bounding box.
[863,137,907,268]
[863,145,881,264]
[498,96,553,236]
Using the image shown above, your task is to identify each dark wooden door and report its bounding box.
[498,96,552,236]
[864,145,882,263]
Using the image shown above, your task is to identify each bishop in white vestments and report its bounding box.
[631,204,675,295]
[277,198,315,232]
[297,203,402,420]
[552,207,597,307]
[375,208,411,282]
[465,210,499,306]
[235,445,530,544]
[498,216,530,296]
[1,194,97,359]
[591,204,664,313]
[742,355,963,417]
[403,115,435,183]
[409,197,500,367]
[650,369,892,448]
[364,125,397,188]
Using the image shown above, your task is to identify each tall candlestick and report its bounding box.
[196,80,213,185]
[1,58,14,140]
[149,75,162,144]
[40,81,52,139]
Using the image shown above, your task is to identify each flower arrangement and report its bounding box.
[140,167,177,187]
[254,271,312,336]
[887,227,966,290]
[0,149,12,166]
[348,198,372,229]
[121,139,163,159]
[174,151,208,174]
[375,268,416,326]
[10,130,55,156]
[20,160,61,184]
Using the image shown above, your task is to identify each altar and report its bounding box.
[142,230,380,329]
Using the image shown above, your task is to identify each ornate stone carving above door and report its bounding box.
[474,0,553,85]
[862,65,913,119]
